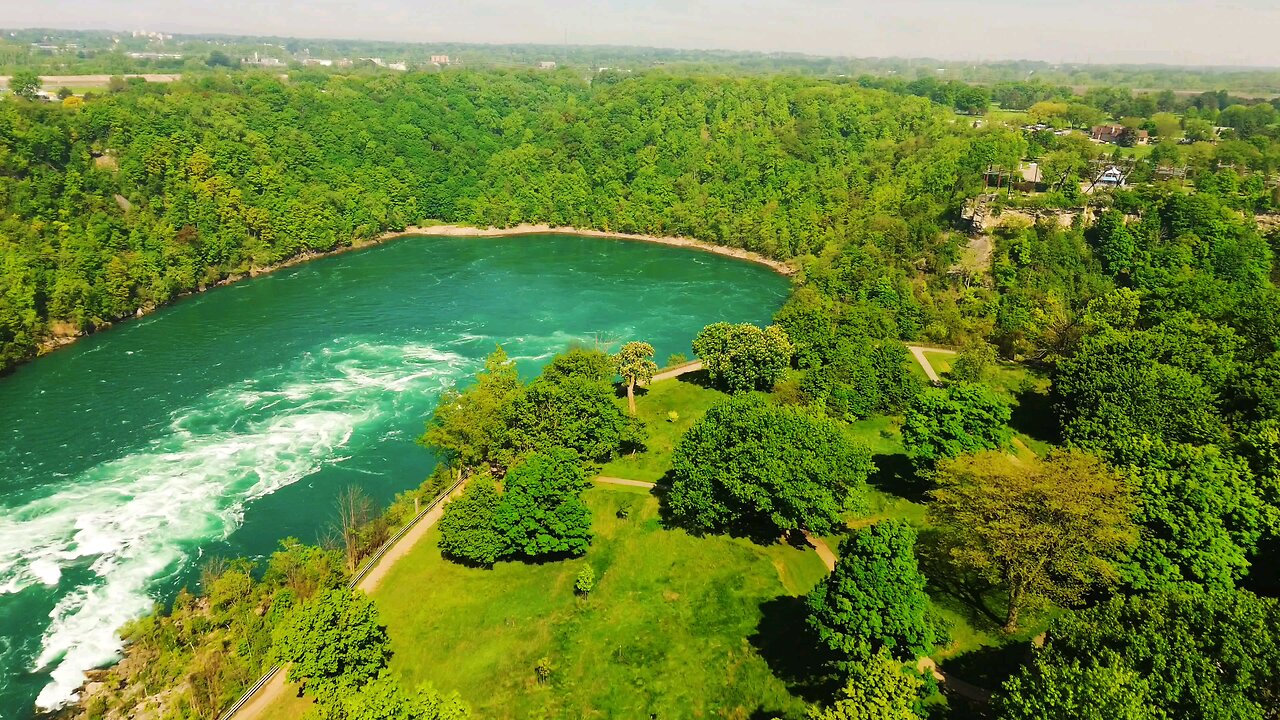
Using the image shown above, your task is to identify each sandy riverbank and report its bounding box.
[30,224,793,361]
[387,224,797,276]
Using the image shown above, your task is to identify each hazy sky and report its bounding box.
[9,0,1280,67]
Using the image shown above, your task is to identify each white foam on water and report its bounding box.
[0,339,471,710]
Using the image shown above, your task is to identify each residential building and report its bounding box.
[1091,124,1149,145]
[1096,166,1126,186]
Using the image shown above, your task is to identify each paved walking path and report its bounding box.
[357,480,470,594]
[595,476,660,488]
[231,479,470,720]
[644,359,703,384]
[906,344,956,384]
[230,672,291,720]
[800,531,838,571]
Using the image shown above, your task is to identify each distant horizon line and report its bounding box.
[6,25,1280,73]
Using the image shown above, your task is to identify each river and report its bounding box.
[0,233,789,716]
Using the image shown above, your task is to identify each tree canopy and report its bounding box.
[806,521,934,665]
[929,450,1137,631]
[901,382,1012,468]
[665,394,872,538]
[998,588,1280,720]
[807,653,926,720]
[693,322,794,393]
[271,588,391,700]
[493,449,593,559]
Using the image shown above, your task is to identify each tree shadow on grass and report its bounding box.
[1008,386,1060,446]
[867,452,931,504]
[940,642,1033,698]
[917,528,1004,630]
[748,596,843,704]
[675,368,716,389]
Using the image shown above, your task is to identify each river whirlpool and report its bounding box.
[0,234,789,716]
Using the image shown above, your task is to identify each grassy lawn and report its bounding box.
[923,350,955,377]
[599,374,728,482]
[266,362,1052,720]
[373,485,831,719]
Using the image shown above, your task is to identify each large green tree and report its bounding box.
[692,322,793,393]
[666,394,872,538]
[999,656,1156,720]
[492,449,593,558]
[1112,438,1264,591]
[506,374,637,463]
[901,382,1012,468]
[420,347,520,473]
[929,450,1137,631]
[9,70,41,101]
[806,521,934,665]
[437,478,506,567]
[271,588,391,700]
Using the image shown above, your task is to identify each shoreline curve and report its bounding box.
[391,224,797,277]
[28,224,794,365]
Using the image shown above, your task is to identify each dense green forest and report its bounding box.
[5,60,1280,720]
[0,68,998,372]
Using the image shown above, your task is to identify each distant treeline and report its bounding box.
[3,27,1280,93]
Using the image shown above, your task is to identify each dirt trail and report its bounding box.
[594,476,659,489]
[227,672,291,720]
[800,531,837,571]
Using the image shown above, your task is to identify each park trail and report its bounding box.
[906,344,957,384]
[228,357,988,718]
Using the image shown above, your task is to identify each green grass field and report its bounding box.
[336,367,1055,719]
[599,374,728,482]
[595,369,1052,665]
[373,484,830,719]
[923,350,955,377]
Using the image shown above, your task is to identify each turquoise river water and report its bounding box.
[0,234,789,716]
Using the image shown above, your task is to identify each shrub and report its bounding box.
[438,478,506,567]
[575,565,596,595]
[535,657,554,685]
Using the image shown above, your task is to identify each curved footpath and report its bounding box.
[226,359,987,718]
